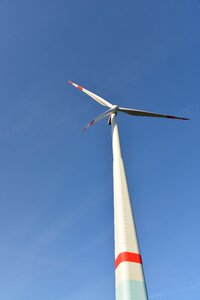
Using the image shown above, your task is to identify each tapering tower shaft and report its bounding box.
[111,114,148,300]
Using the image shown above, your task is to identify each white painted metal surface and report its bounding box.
[111,114,148,300]
[68,81,113,108]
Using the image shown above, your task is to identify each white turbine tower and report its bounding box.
[69,81,189,300]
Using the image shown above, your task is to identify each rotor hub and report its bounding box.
[112,105,119,113]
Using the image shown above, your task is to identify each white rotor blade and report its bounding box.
[83,107,116,132]
[119,107,189,120]
[68,81,113,108]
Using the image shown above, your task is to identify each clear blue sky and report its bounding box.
[0,0,199,299]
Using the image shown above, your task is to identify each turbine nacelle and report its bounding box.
[68,81,189,131]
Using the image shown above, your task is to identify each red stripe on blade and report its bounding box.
[167,115,189,120]
[115,252,142,269]
[78,85,83,90]
[167,115,176,119]
[90,120,95,125]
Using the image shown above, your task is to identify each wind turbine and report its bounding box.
[68,81,189,300]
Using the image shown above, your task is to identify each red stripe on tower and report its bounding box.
[115,252,142,269]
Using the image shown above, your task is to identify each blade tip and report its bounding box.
[167,115,190,120]
[68,80,83,91]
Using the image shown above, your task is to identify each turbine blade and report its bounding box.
[119,107,190,120]
[83,107,116,132]
[68,81,113,108]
